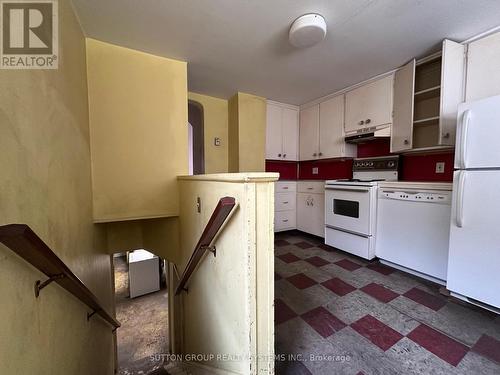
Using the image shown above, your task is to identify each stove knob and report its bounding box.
[388,161,395,168]
[369,162,374,167]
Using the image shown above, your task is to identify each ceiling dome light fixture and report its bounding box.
[289,13,327,48]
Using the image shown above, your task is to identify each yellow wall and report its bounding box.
[0,2,114,374]
[188,92,228,173]
[227,92,266,172]
[86,39,188,222]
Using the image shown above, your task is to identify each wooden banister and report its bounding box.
[175,196,236,295]
[0,224,120,329]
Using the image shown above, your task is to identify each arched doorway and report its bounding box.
[188,100,205,175]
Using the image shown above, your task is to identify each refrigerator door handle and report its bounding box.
[456,171,466,228]
[458,110,471,169]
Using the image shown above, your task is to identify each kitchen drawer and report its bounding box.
[276,181,296,193]
[275,210,296,232]
[275,192,296,212]
[297,181,325,194]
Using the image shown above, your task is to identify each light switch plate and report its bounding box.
[312,167,319,175]
[214,137,221,146]
[435,162,445,174]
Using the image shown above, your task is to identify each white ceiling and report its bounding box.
[72,0,500,105]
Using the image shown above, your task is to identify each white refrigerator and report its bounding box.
[447,94,500,312]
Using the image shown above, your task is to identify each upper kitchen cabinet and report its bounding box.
[266,101,299,161]
[319,96,356,159]
[391,39,465,152]
[345,75,394,134]
[299,96,355,161]
[299,104,320,160]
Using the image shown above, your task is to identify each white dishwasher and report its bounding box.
[375,182,452,284]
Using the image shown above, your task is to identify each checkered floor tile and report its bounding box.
[274,232,500,374]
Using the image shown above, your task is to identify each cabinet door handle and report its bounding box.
[278,153,282,157]
[319,152,323,156]
[358,120,365,125]
[365,118,371,124]
[283,201,289,204]
[442,132,450,139]
[404,139,409,145]
[282,187,288,190]
[283,154,286,158]
[283,219,289,223]
[313,153,317,157]
[307,187,313,190]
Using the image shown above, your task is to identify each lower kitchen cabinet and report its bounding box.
[274,181,297,232]
[296,181,325,237]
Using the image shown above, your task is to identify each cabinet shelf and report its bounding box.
[413,116,440,126]
[414,85,441,100]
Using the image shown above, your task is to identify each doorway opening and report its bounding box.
[188,100,205,175]
[112,250,169,375]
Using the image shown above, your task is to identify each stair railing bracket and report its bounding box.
[201,245,216,257]
[34,274,65,298]
[87,309,102,321]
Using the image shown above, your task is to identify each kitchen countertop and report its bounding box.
[378,181,453,191]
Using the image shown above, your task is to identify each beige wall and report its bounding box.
[228,93,266,173]
[175,173,277,374]
[188,92,229,174]
[87,39,188,222]
[0,2,114,374]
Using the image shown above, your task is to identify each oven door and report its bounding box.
[325,185,375,236]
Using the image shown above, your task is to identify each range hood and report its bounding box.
[345,126,391,144]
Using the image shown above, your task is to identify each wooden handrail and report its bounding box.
[0,224,120,329]
[175,196,236,295]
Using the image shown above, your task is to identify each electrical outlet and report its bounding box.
[435,162,445,174]
[214,137,221,146]
[312,167,319,175]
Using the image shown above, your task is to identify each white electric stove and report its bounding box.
[324,156,399,260]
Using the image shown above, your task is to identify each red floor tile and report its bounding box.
[407,324,469,366]
[334,259,363,271]
[275,299,297,325]
[403,287,446,311]
[472,334,500,364]
[360,283,399,303]
[275,239,290,247]
[287,273,317,289]
[351,315,403,351]
[304,256,330,267]
[295,241,314,249]
[318,243,335,252]
[278,252,301,263]
[301,306,347,338]
[276,360,312,375]
[366,263,395,276]
[322,277,356,296]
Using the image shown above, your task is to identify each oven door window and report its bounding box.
[333,199,359,218]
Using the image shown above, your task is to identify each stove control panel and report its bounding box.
[353,156,399,171]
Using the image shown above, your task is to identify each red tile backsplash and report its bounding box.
[266,144,455,182]
[400,152,454,182]
[265,160,297,180]
[355,138,454,182]
[298,159,353,180]
[357,139,391,158]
